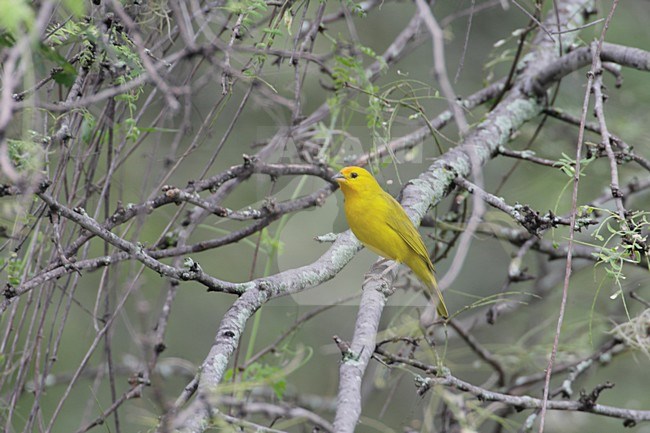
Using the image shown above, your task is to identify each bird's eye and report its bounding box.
[350,172,358,179]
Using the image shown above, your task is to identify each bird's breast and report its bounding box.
[344,194,407,262]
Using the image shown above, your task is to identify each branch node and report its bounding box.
[110,201,126,223]
[242,154,256,167]
[333,335,359,362]
[3,285,17,299]
[314,232,338,243]
[0,184,20,197]
[610,185,623,198]
[39,179,52,193]
[578,381,615,408]
[414,375,433,396]
[623,419,637,428]
[162,185,182,202]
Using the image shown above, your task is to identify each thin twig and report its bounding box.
[538,2,621,432]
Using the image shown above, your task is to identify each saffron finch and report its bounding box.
[333,166,448,318]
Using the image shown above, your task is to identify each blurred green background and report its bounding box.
[4,1,650,432]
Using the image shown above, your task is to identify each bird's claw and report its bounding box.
[362,260,401,288]
[362,272,383,287]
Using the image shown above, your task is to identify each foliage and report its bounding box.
[583,207,650,292]
[7,136,46,175]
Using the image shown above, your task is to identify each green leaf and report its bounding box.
[283,10,293,36]
[271,378,286,399]
[7,138,43,173]
[262,27,283,37]
[245,363,286,399]
[606,222,618,235]
[80,112,96,144]
[39,44,77,77]
[52,69,77,87]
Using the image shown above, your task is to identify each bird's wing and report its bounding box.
[384,195,434,273]
[384,194,448,318]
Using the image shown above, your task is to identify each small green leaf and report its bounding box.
[262,27,283,37]
[39,44,78,79]
[271,378,286,399]
[283,10,293,36]
[80,111,96,144]
[52,70,77,87]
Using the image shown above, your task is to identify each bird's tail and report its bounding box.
[405,255,449,318]
[427,276,449,318]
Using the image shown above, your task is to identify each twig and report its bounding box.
[538,2,621,432]
[35,192,247,295]
[242,293,360,369]
[75,386,143,433]
[415,0,469,135]
[375,346,650,424]
[592,60,630,222]
[543,107,650,172]
[356,80,505,166]
[511,0,555,42]
[216,396,334,432]
[453,176,596,235]
[448,319,507,386]
[107,0,182,110]
[415,0,485,321]
[496,146,563,167]
[454,0,475,83]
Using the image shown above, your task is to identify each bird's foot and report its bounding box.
[362,260,400,287]
[378,260,400,278]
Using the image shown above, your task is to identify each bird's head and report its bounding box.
[332,166,380,194]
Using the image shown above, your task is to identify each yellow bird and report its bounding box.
[333,166,448,318]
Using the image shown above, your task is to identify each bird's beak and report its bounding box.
[332,172,345,183]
